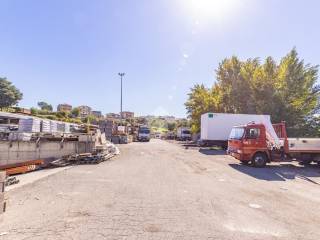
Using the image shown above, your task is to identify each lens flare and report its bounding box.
[185,0,241,22]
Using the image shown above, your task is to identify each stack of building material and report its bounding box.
[65,123,71,133]
[0,171,6,216]
[18,118,41,132]
[111,135,120,144]
[0,126,8,132]
[8,132,32,141]
[99,120,114,139]
[41,119,51,133]
[50,121,58,133]
[57,122,65,132]
[117,126,126,134]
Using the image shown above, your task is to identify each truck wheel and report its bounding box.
[252,153,267,168]
[300,154,312,165]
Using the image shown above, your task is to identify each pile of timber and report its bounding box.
[0,171,6,217]
[5,177,19,186]
[50,151,116,167]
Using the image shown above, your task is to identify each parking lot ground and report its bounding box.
[0,139,320,240]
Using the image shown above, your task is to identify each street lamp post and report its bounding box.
[118,73,125,122]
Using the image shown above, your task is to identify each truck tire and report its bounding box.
[252,153,267,168]
[300,154,312,165]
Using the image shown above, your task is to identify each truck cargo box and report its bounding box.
[200,113,278,147]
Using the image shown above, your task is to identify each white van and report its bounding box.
[176,127,191,141]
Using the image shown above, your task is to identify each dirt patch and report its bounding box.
[144,224,161,233]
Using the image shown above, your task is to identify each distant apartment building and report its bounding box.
[106,113,120,119]
[57,104,72,113]
[78,105,92,118]
[92,110,102,118]
[12,107,31,115]
[161,116,176,121]
[121,111,134,119]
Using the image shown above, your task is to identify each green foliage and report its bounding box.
[30,107,38,115]
[176,119,191,128]
[56,111,67,118]
[147,117,186,133]
[150,118,166,129]
[71,107,80,117]
[0,77,23,109]
[185,84,220,133]
[185,48,320,136]
[38,115,58,120]
[167,122,176,131]
[82,115,98,124]
[37,101,53,111]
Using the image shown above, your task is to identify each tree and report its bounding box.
[185,48,320,136]
[82,115,98,124]
[274,48,319,135]
[71,107,80,117]
[0,78,23,109]
[185,84,220,132]
[30,107,38,115]
[37,101,53,111]
[167,122,176,131]
[56,111,67,119]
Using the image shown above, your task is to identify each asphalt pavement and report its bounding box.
[0,139,320,240]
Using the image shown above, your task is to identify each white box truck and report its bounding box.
[176,127,191,141]
[137,126,150,142]
[200,113,272,148]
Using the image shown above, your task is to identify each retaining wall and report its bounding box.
[0,141,94,168]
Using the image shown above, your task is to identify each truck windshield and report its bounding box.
[182,130,191,134]
[139,129,150,134]
[229,127,245,140]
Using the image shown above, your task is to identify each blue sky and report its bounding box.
[0,0,319,117]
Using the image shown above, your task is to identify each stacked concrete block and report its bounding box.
[41,120,51,133]
[99,120,114,139]
[0,171,5,216]
[50,121,58,133]
[18,118,41,132]
[65,123,71,133]
[57,122,65,133]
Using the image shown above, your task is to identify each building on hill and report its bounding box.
[159,115,176,121]
[121,111,134,119]
[106,113,120,119]
[92,111,102,118]
[78,105,92,118]
[57,104,72,113]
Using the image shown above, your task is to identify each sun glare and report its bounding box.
[185,0,241,22]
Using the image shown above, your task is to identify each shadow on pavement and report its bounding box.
[229,163,320,184]
[199,148,226,156]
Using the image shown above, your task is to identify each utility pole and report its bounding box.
[118,73,125,123]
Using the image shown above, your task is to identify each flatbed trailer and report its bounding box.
[228,122,320,167]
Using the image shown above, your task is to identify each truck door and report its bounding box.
[244,128,261,146]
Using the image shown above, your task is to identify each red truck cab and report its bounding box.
[227,122,289,167]
[228,121,320,167]
[228,123,269,167]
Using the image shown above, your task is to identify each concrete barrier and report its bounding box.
[0,141,94,169]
